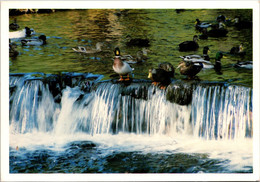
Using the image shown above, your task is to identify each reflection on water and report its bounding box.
[9,9,252,86]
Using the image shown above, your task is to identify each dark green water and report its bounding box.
[9,9,252,86]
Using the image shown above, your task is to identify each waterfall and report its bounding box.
[9,73,253,140]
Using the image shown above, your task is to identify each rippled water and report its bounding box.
[9,9,252,86]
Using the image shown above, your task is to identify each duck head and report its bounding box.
[25,27,31,36]
[114,47,121,57]
[203,46,210,54]
[96,42,103,51]
[195,19,201,25]
[39,35,47,41]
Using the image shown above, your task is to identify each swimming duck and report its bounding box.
[9,27,34,39]
[72,42,103,54]
[21,35,47,46]
[233,16,252,29]
[180,46,210,62]
[113,47,133,81]
[148,62,174,89]
[195,19,211,31]
[177,61,203,79]
[207,22,228,37]
[230,44,245,57]
[9,39,19,58]
[125,35,150,47]
[121,48,149,64]
[9,18,20,31]
[234,61,252,69]
[180,51,226,70]
[179,35,199,52]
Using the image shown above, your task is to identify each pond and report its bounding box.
[9,9,252,86]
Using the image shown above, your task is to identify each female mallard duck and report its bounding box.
[234,61,252,69]
[113,47,133,81]
[177,61,203,79]
[148,62,174,89]
[9,27,33,39]
[21,35,47,46]
[195,19,211,31]
[180,46,210,62]
[120,48,149,64]
[179,35,199,52]
[9,39,19,58]
[9,18,20,31]
[72,42,103,54]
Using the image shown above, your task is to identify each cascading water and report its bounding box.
[9,73,253,173]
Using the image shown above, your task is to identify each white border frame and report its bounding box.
[1,1,259,181]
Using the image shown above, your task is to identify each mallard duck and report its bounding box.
[207,22,228,37]
[234,61,252,69]
[121,48,149,64]
[9,18,20,30]
[113,47,133,81]
[199,28,208,40]
[72,42,103,54]
[9,27,33,39]
[180,46,210,62]
[9,39,19,58]
[195,19,211,31]
[158,62,175,78]
[233,16,252,29]
[230,44,245,57]
[177,61,203,79]
[179,35,199,52]
[180,51,226,70]
[21,35,47,46]
[125,36,150,47]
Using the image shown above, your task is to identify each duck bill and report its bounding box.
[148,72,152,79]
[223,55,228,59]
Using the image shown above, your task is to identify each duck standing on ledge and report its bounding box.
[148,62,174,89]
[113,47,133,81]
[179,35,199,52]
[177,61,203,79]
[21,35,47,46]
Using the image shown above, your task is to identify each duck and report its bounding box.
[9,18,20,30]
[199,28,208,40]
[125,35,150,47]
[230,44,246,57]
[120,48,149,64]
[9,27,34,39]
[148,62,174,89]
[180,51,226,70]
[177,61,203,79]
[9,39,19,58]
[113,47,133,81]
[179,35,199,52]
[72,42,103,54]
[207,22,228,37]
[21,35,47,46]
[233,16,252,29]
[180,46,210,62]
[195,19,211,31]
[234,61,252,69]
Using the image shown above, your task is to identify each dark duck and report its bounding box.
[207,22,228,37]
[9,18,20,31]
[148,62,174,89]
[113,47,133,81]
[179,35,199,52]
[9,39,19,58]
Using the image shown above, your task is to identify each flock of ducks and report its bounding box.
[9,14,252,90]
[112,14,252,89]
